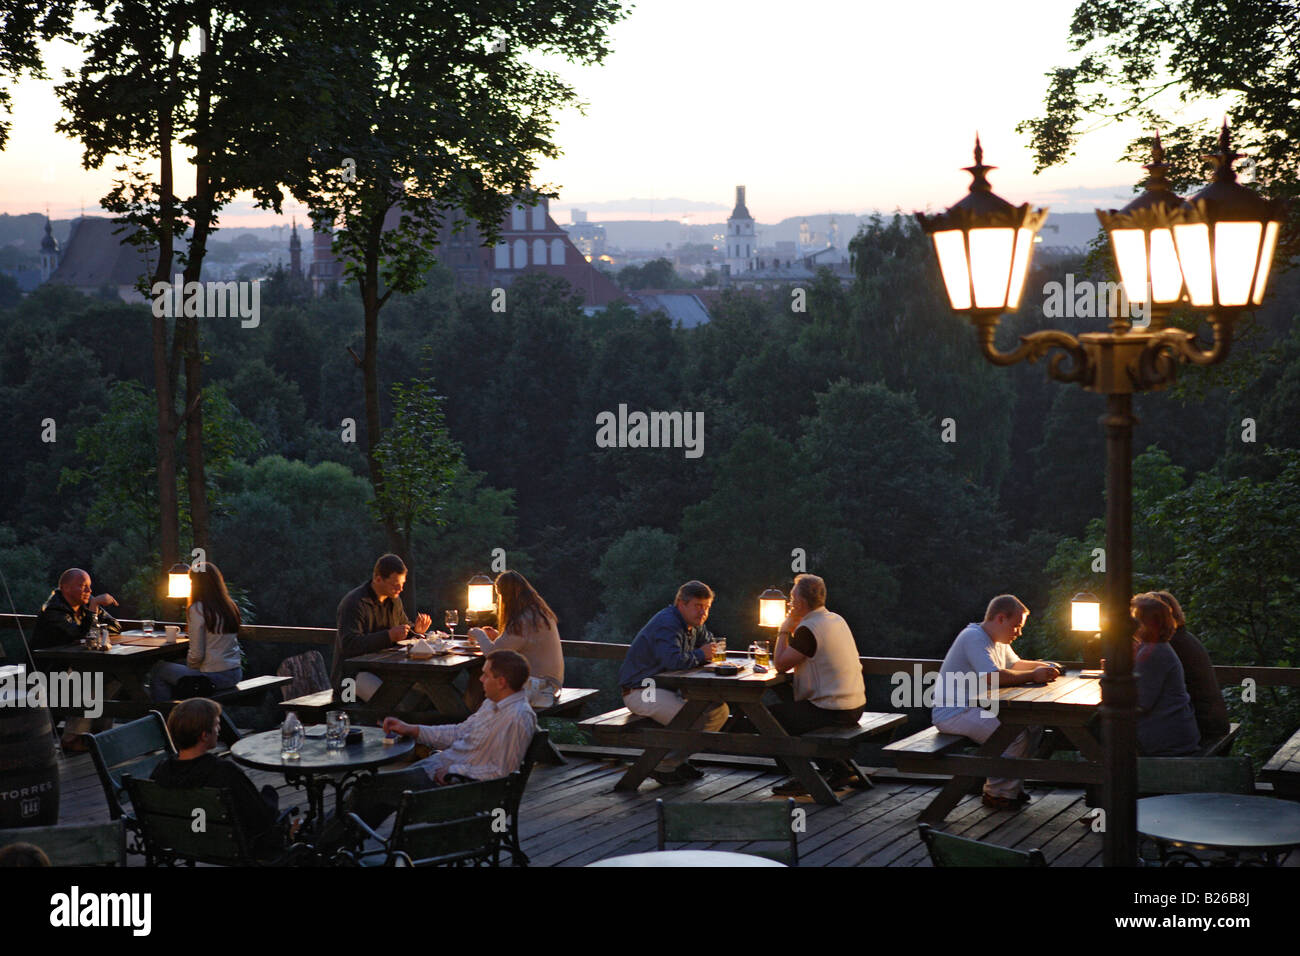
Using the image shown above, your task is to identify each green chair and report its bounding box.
[122,774,310,867]
[502,730,551,867]
[340,774,514,867]
[0,820,126,866]
[656,798,800,866]
[86,711,175,855]
[918,823,1047,867]
[1137,756,1254,795]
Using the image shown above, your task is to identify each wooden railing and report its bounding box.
[4,613,1299,687]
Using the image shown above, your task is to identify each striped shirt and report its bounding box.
[413,690,537,782]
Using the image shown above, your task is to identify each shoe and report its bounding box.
[981,792,1030,811]
[771,778,809,796]
[676,761,705,780]
[649,767,690,786]
[823,769,862,790]
[60,736,90,754]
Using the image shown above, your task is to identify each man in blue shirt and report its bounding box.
[617,581,728,785]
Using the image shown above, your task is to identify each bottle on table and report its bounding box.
[281,711,304,759]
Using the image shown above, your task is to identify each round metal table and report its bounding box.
[1137,792,1300,866]
[231,726,414,837]
[586,850,786,867]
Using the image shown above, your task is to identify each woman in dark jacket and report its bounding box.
[1131,594,1200,756]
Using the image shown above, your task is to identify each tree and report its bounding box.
[1018,0,1300,251]
[371,378,462,609]
[281,1,626,555]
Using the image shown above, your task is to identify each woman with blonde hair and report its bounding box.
[467,570,562,706]
[1130,593,1199,756]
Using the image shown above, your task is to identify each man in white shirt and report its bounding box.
[346,649,538,828]
[932,594,1061,810]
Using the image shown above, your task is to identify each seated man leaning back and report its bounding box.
[616,580,728,787]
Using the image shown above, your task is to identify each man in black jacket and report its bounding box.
[333,553,431,702]
[33,568,122,748]
[32,568,121,650]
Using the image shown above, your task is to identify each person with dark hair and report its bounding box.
[1131,594,1200,756]
[616,580,728,785]
[33,568,122,748]
[1152,590,1230,742]
[467,570,563,706]
[149,562,244,703]
[768,574,867,795]
[932,594,1063,810]
[343,650,538,830]
[150,698,283,855]
[332,554,432,698]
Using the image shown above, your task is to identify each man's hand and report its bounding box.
[1030,665,1059,683]
[701,641,723,661]
[413,612,431,634]
[388,624,408,643]
[381,717,416,738]
[780,609,803,633]
[433,767,450,785]
[89,593,118,610]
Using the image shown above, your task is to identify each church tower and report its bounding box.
[289,218,302,277]
[40,214,60,282]
[725,185,756,275]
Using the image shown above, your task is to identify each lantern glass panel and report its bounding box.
[969,227,1015,309]
[1214,221,1263,307]
[932,230,972,310]
[1006,228,1034,309]
[467,584,495,613]
[1149,228,1183,303]
[1071,600,1100,632]
[1252,220,1280,305]
[1109,229,1149,304]
[168,573,191,599]
[759,598,785,629]
[1173,222,1213,306]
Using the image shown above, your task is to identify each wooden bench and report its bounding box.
[166,674,293,709]
[1262,726,1300,797]
[882,726,969,768]
[281,686,601,728]
[535,687,599,719]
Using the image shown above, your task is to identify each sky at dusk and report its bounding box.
[1,0,1235,228]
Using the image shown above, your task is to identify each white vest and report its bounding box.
[792,607,866,710]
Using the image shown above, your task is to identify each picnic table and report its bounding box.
[32,633,189,719]
[892,673,1105,824]
[608,655,905,806]
[342,639,483,720]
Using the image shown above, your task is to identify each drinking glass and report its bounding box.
[142,619,155,635]
[444,609,459,636]
[753,641,771,667]
[325,710,350,750]
[711,638,727,664]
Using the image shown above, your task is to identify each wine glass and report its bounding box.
[444,609,459,636]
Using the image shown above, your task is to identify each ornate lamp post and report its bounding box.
[917,124,1282,866]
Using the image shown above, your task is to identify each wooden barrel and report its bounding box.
[0,678,61,828]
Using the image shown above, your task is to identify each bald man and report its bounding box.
[32,568,120,651]
[33,568,122,749]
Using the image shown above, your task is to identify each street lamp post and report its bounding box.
[917,124,1283,866]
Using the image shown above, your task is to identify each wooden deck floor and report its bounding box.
[54,747,1110,866]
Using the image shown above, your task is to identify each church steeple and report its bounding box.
[725,185,756,275]
[40,210,60,282]
[289,217,302,277]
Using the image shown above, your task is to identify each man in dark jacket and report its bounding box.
[1155,591,1230,742]
[333,554,431,701]
[151,697,284,857]
[33,568,122,748]
[32,568,121,650]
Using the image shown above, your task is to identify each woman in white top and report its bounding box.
[149,562,244,702]
[467,570,562,709]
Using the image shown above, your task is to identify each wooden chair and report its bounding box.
[340,774,514,867]
[86,711,175,856]
[122,774,311,867]
[656,798,800,866]
[917,823,1047,867]
[0,820,126,866]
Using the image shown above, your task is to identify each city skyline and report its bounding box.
[1,1,1236,227]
